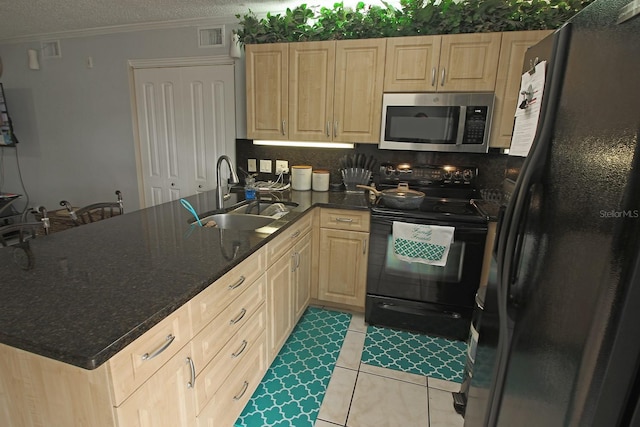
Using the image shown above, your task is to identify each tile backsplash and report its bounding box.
[235,139,509,191]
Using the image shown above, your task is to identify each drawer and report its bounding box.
[191,274,266,369]
[266,212,313,266]
[191,247,266,335]
[108,302,192,406]
[320,208,370,232]
[196,330,268,427]
[194,305,266,414]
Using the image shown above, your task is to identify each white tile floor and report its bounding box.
[315,312,465,427]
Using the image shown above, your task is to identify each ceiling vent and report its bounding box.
[198,26,225,48]
[41,40,61,59]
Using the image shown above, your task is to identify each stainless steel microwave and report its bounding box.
[380,92,494,153]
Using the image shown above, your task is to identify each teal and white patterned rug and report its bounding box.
[235,307,351,426]
[361,325,466,382]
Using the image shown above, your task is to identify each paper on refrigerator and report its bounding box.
[509,60,547,157]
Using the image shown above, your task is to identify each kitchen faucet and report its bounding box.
[216,155,240,210]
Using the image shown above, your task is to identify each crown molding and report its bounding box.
[128,56,236,69]
[0,15,240,45]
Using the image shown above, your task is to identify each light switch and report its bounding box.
[260,159,272,173]
[247,159,257,173]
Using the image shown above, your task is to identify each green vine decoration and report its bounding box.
[235,0,593,44]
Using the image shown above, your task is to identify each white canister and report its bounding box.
[312,170,330,192]
[291,165,312,191]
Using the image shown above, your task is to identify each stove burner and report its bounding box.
[431,202,472,215]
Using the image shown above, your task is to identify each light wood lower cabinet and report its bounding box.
[265,212,313,363]
[195,331,268,427]
[317,209,370,310]
[0,248,268,427]
[266,246,295,361]
[114,344,196,427]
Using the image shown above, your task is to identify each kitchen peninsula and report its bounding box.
[0,189,369,427]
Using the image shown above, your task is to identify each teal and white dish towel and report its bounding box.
[392,222,455,266]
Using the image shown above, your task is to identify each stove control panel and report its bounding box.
[379,163,478,186]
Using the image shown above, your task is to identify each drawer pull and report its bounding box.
[290,230,301,239]
[230,308,247,325]
[231,340,248,358]
[335,217,353,223]
[233,381,249,400]
[141,334,175,361]
[228,276,246,290]
[186,357,196,389]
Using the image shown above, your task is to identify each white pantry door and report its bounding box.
[133,65,236,207]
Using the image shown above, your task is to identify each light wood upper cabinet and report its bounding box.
[245,43,289,140]
[490,30,553,148]
[247,39,386,143]
[288,41,336,142]
[384,32,502,92]
[384,35,442,92]
[289,38,386,143]
[332,39,387,143]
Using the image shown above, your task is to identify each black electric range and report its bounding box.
[365,163,488,341]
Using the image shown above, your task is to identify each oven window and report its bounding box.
[385,106,461,144]
[383,236,464,282]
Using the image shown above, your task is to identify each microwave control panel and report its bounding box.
[462,106,489,145]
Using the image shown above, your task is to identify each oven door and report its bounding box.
[366,213,487,339]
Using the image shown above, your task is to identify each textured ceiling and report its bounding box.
[0,0,295,41]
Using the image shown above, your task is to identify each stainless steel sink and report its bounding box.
[229,201,298,216]
[195,213,275,230]
[197,213,276,230]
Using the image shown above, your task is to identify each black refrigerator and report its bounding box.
[464,0,640,426]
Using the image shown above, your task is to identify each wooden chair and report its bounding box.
[59,190,123,226]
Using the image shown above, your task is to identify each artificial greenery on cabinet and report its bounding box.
[236,0,593,44]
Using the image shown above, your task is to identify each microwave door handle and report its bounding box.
[456,106,467,145]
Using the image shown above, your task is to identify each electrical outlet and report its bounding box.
[247,159,257,173]
[260,159,272,173]
[275,160,289,174]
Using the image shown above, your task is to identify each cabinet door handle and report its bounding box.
[281,120,286,135]
[228,276,246,290]
[230,308,247,325]
[233,381,249,400]
[336,217,353,223]
[441,68,446,87]
[326,121,330,137]
[291,252,297,272]
[296,252,300,269]
[334,121,338,138]
[363,238,367,255]
[431,67,436,87]
[141,334,175,361]
[186,357,196,389]
[231,340,248,358]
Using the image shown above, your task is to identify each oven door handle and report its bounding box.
[376,301,463,319]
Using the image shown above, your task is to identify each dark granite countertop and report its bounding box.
[473,199,503,222]
[0,189,369,370]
